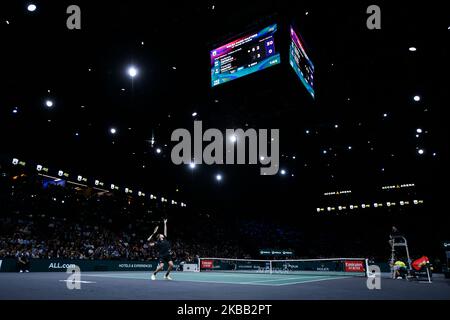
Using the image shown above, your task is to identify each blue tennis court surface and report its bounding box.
[1,272,449,299]
[82,271,350,286]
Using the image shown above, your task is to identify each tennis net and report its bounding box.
[198,257,369,277]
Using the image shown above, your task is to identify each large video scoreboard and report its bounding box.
[289,26,315,98]
[210,24,281,87]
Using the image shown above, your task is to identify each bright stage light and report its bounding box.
[216,174,222,181]
[413,95,421,102]
[27,4,36,12]
[45,100,53,108]
[127,66,138,78]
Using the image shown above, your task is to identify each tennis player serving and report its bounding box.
[149,219,174,280]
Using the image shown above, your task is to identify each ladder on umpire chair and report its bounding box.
[389,235,412,279]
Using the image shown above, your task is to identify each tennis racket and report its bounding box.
[147,225,159,241]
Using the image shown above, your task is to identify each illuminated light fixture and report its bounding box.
[45,100,53,108]
[110,128,117,135]
[409,47,417,52]
[400,201,405,206]
[58,170,64,177]
[417,149,424,155]
[35,165,43,172]
[338,206,343,211]
[413,200,418,205]
[350,205,354,210]
[27,4,37,12]
[77,175,82,182]
[374,203,378,208]
[12,158,19,165]
[156,148,162,154]
[138,191,142,196]
[110,184,115,190]
[387,202,391,207]
[327,207,331,211]
[316,208,321,212]
[94,180,99,186]
[416,128,423,133]
[362,204,366,209]
[127,66,138,78]
[216,174,222,181]
[260,156,265,161]
[189,162,196,169]
[413,95,421,102]
[230,134,237,143]
[192,112,197,117]
[125,188,129,193]
[280,170,286,175]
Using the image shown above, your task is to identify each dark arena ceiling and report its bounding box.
[0,0,448,222]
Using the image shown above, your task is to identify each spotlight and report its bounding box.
[416,128,423,133]
[192,112,197,117]
[230,135,237,143]
[417,149,424,155]
[189,162,196,169]
[127,66,138,78]
[413,95,421,102]
[409,47,417,52]
[280,169,286,175]
[216,174,222,181]
[27,4,37,12]
[45,100,53,108]
[110,128,117,135]
[156,148,162,154]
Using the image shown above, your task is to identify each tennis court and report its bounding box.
[1,271,450,300]
[82,270,350,286]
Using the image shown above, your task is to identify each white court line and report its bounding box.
[273,276,351,286]
[59,280,96,284]
[239,277,312,284]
